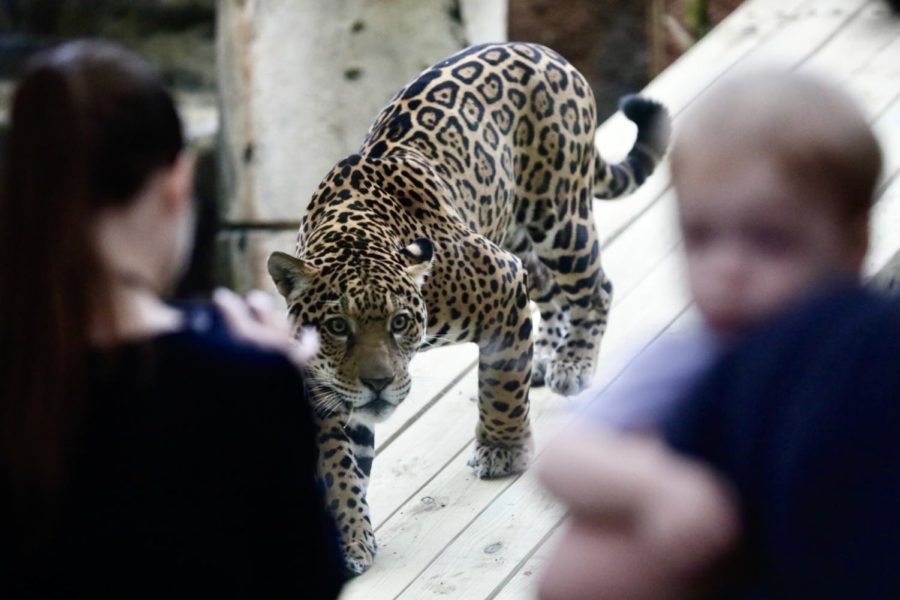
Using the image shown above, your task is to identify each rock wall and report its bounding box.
[216,0,507,293]
[508,0,648,121]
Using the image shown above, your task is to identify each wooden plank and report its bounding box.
[342,387,563,600]
[599,193,682,307]
[872,92,900,185]
[367,370,478,530]
[842,33,900,122]
[590,247,691,390]
[489,523,564,600]
[641,0,831,110]
[871,247,900,291]
[794,1,900,131]
[394,463,565,599]
[865,93,900,275]
[799,1,900,86]
[741,0,871,69]
[866,173,900,277]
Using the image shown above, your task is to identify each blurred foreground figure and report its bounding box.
[666,284,900,598]
[0,41,343,598]
[538,68,886,599]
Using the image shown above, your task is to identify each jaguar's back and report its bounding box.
[360,43,666,246]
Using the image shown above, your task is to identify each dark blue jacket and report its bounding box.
[664,285,900,599]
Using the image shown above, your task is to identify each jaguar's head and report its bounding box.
[267,237,433,425]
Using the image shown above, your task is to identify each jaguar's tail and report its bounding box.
[593,95,671,200]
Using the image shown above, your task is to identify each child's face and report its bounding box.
[675,158,862,336]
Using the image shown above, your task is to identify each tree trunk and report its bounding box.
[216,0,506,293]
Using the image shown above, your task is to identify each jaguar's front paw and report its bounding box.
[342,534,377,577]
[546,357,595,396]
[467,440,532,479]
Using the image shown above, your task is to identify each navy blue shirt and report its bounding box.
[664,286,900,599]
[2,305,344,598]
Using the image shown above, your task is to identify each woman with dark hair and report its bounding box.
[0,40,343,597]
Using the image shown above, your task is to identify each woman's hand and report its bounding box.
[213,287,319,368]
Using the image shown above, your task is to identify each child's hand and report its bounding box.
[537,426,740,599]
[213,287,319,368]
[639,455,740,577]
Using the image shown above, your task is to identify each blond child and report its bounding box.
[537,67,882,599]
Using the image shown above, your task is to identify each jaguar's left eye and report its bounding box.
[390,314,410,334]
[325,317,350,337]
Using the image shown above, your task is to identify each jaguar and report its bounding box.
[268,42,670,574]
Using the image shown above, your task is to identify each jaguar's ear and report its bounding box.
[267,252,317,302]
[400,238,434,286]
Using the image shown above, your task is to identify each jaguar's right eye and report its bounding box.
[325,317,350,337]
[390,313,411,334]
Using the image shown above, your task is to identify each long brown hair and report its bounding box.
[0,40,184,537]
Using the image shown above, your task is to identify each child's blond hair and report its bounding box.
[671,68,882,220]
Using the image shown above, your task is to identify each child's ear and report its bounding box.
[400,238,434,286]
[267,252,317,302]
[163,151,195,215]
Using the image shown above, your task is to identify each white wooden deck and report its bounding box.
[341,1,900,597]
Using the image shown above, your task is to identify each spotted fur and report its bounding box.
[268,42,670,574]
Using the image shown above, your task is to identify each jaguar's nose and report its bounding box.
[360,376,394,393]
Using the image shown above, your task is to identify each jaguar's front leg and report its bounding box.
[467,264,534,479]
[316,410,376,576]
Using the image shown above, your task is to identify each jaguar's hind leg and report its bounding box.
[520,251,567,387]
[531,207,612,396]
